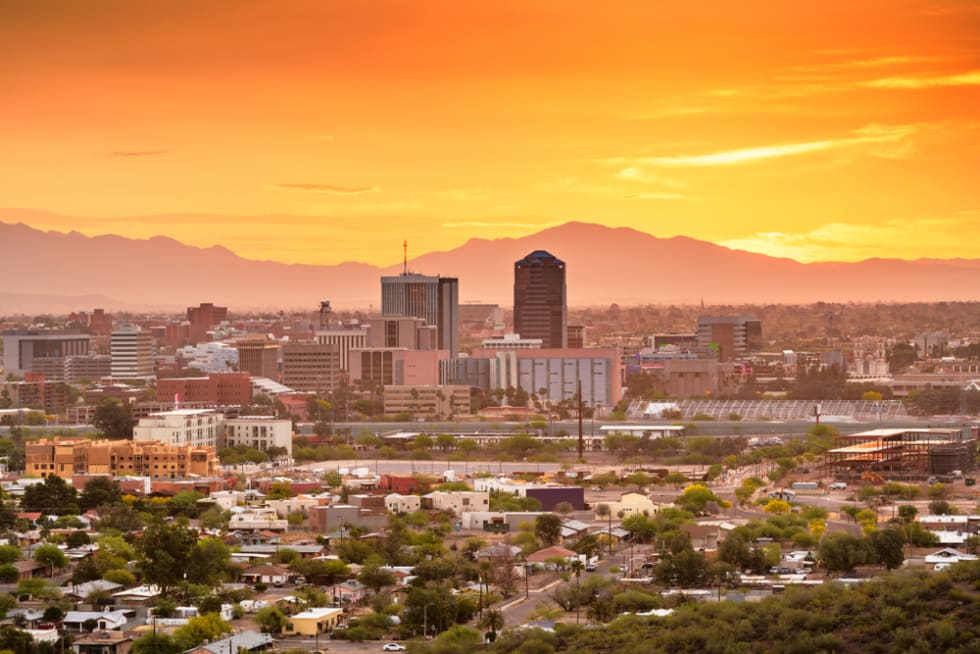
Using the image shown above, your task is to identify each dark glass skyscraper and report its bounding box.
[514,250,566,349]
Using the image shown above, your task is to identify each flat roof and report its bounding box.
[292,607,343,620]
[600,425,685,432]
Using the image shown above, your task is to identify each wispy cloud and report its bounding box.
[864,70,980,88]
[108,150,168,157]
[718,215,980,262]
[618,124,919,167]
[270,183,380,195]
[442,220,560,229]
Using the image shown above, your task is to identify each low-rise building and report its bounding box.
[384,493,421,514]
[382,384,471,418]
[133,408,222,448]
[422,491,489,516]
[285,607,345,636]
[221,416,293,457]
[25,438,218,480]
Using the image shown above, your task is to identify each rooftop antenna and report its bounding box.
[403,240,408,275]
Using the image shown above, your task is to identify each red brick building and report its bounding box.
[157,372,252,406]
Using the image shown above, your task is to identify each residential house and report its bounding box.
[423,491,490,516]
[72,631,133,654]
[239,564,292,586]
[384,493,421,515]
[184,631,274,654]
[284,607,345,636]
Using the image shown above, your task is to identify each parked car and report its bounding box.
[382,644,407,652]
[829,482,847,490]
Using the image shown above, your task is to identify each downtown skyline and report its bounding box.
[1,0,979,268]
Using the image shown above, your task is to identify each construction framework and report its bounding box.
[826,428,977,480]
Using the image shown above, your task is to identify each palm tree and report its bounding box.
[478,608,505,642]
[569,559,584,625]
[595,503,612,555]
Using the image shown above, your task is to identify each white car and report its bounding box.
[382,644,406,652]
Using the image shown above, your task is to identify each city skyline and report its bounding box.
[2,1,978,267]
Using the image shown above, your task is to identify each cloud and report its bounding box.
[865,70,980,88]
[442,220,560,229]
[621,124,919,167]
[718,216,980,262]
[270,183,380,195]
[615,167,685,188]
[108,150,168,157]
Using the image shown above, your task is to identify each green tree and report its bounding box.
[676,484,729,514]
[254,605,290,635]
[868,527,906,570]
[22,474,78,514]
[136,518,198,594]
[93,398,135,439]
[130,633,183,654]
[186,537,234,587]
[478,608,505,642]
[534,514,563,547]
[0,545,21,564]
[33,544,68,574]
[173,613,231,649]
[79,477,123,511]
[358,560,396,593]
[818,532,869,575]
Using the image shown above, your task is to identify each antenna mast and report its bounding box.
[403,240,408,275]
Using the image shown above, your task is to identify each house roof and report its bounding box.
[242,564,290,575]
[528,546,577,563]
[476,543,521,558]
[188,630,273,654]
[67,580,123,598]
[292,607,343,620]
[925,548,978,563]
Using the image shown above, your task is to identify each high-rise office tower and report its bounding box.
[110,324,154,378]
[381,274,459,357]
[514,250,567,349]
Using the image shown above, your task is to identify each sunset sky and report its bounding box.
[2,0,979,266]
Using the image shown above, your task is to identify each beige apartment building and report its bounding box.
[25,438,218,480]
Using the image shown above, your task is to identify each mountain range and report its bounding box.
[1,218,979,314]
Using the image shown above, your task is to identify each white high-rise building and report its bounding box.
[111,324,154,379]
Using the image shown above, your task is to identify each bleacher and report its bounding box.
[630,399,907,421]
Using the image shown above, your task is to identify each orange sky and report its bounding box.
[1,0,979,266]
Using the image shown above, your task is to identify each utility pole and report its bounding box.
[577,380,584,461]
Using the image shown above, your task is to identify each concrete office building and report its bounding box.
[382,384,472,418]
[2,330,91,376]
[236,339,279,378]
[514,250,567,349]
[315,326,368,371]
[381,274,459,357]
[469,347,622,408]
[349,348,448,386]
[110,325,154,379]
[697,315,762,362]
[366,316,437,351]
[281,342,340,393]
[482,333,543,350]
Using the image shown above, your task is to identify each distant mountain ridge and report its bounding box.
[1,218,978,314]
